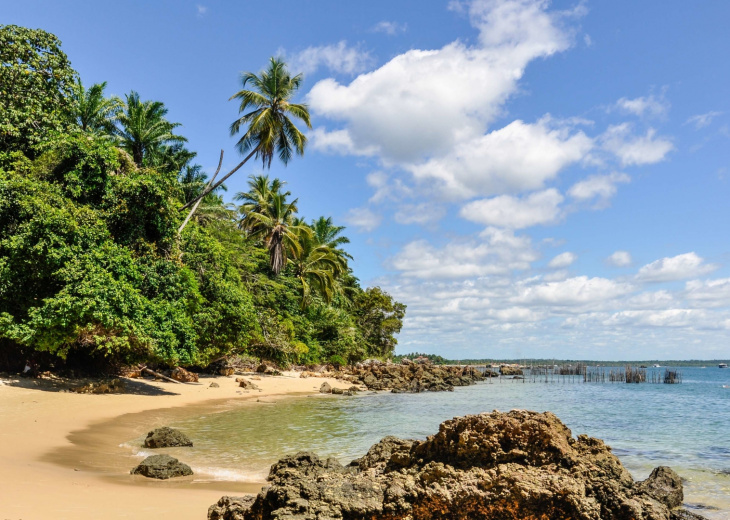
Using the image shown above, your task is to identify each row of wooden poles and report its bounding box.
[466,364,683,384]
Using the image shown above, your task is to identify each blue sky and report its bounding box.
[5,0,730,360]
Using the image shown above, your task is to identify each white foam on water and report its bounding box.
[191,465,268,482]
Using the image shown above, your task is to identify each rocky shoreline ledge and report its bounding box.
[208,410,706,520]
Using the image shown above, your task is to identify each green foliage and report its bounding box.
[0,28,407,371]
[355,287,407,359]
[0,25,77,157]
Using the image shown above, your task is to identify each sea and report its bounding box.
[130,366,730,518]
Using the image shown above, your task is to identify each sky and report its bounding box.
[4,0,730,360]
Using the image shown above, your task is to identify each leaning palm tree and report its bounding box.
[179,57,311,223]
[66,79,122,134]
[114,91,187,166]
[242,191,309,275]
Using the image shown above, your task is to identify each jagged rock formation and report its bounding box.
[143,426,193,448]
[208,411,706,520]
[131,454,193,479]
[344,362,484,392]
[171,366,199,382]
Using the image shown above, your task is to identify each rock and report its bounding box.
[131,454,193,479]
[348,386,360,393]
[671,511,710,520]
[236,378,259,390]
[499,365,524,375]
[208,496,256,520]
[209,382,220,388]
[319,382,331,393]
[171,366,199,383]
[209,411,708,520]
[400,358,413,365]
[143,426,193,448]
[219,367,235,376]
[638,466,684,509]
[331,387,344,395]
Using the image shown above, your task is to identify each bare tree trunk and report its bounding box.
[179,146,259,212]
[178,150,224,235]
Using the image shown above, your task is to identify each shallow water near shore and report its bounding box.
[131,367,730,518]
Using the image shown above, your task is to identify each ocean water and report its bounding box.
[134,367,730,518]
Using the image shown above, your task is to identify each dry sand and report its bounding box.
[0,372,346,520]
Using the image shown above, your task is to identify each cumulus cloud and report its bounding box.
[685,111,722,130]
[568,172,630,206]
[308,0,574,164]
[607,250,632,267]
[636,252,718,283]
[390,227,537,279]
[685,278,730,306]
[459,188,563,229]
[344,207,382,232]
[548,252,576,268]
[600,124,673,166]
[372,21,407,35]
[291,41,373,75]
[614,94,669,118]
[514,276,634,306]
[408,119,592,199]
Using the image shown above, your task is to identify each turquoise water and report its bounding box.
[146,367,730,518]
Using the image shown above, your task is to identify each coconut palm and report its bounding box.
[311,216,353,261]
[180,57,311,215]
[291,224,344,307]
[66,79,122,134]
[234,174,289,230]
[242,191,309,275]
[114,91,187,166]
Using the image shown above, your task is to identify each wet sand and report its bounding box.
[0,372,343,520]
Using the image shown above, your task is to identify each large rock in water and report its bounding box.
[131,454,193,479]
[143,426,193,448]
[208,410,706,520]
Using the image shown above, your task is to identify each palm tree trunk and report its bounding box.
[178,150,224,235]
[179,146,259,211]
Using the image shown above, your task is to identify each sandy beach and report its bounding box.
[0,372,345,520]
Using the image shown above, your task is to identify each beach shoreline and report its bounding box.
[0,371,345,520]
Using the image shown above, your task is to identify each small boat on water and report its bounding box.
[652,364,661,368]
[719,363,728,369]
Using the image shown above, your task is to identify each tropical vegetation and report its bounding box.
[0,24,405,372]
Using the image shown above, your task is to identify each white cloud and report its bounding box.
[196,4,207,16]
[583,34,592,46]
[685,278,730,306]
[607,250,632,267]
[685,111,722,130]
[568,171,630,205]
[601,123,673,166]
[292,41,373,75]
[514,276,634,306]
[460,188,563,229]
[394,203,446,225]
[614,94,669,118]
[408,119,592,199]
[636,252,718,283]
[344,207,382,232]
[390,227,537,279]
[308,0,574,164]
[548,251,576,268]
[372,21,407,35]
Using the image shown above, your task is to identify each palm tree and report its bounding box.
[114,91,187,166]
[66,79,122,134]
[311,216,353,261]
[234,174,289,230]
[291,223,344,307]
[179,57,311,216]
[242,191,309,275]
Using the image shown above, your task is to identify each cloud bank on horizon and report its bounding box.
[294,0,730,359]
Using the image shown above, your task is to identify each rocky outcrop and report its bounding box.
[236,378,259,390]
[499,365,524,375]
[344,362,484,393]
[319,381,332,393]
[208,410,705,520]
[209,496,257,520]
[131,454,193,479]
[143,426,193,448]
[70,378,126,394]
[171,366,199,383]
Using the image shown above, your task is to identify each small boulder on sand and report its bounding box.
[143,426,193,448]
[319,382,331,393]
[131,454,193,479]
[171,366,199,383]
